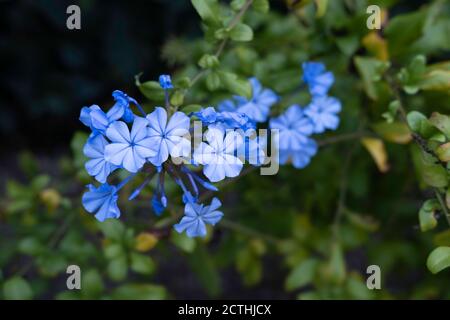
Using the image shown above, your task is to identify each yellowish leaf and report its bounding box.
[361,138,390,173]
[373,122,412,144]
[135,232,158,252]
[362,32,389,61]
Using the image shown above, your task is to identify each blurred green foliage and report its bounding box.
[1,0,450,299]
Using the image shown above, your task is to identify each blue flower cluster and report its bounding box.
[79,63,341,238]
[269,62,341,168]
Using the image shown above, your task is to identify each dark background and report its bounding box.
[0,0,201,154]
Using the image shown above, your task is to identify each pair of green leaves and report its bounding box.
[399,55,450,94]
[100,220,156,281]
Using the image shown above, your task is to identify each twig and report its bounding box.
[435,189,450,226]
[332,143,358,240]
[189,0,254,88]
[220,218,283,246]
[318,131,372,147]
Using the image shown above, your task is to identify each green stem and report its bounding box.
[317,131,372,147]
[189,0,254,88]
[435,189,450,227]
[220,218,283,246]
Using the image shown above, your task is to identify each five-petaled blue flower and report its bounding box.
[304,96,341,133]
[146,107,191,166]
[104,117,157,173]
[80,105,121,135]
[159,74,173,90]
[279,138,318,169]
[269,104,314,150]
[174,197,223,238]
[194,127,244,182]
[82,183,121,222]
[84,134,118,183]
[302,62,334,97]
[218,77,278,123]
[269,104,319,169]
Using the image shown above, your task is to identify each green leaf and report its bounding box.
[231,0,246,11]
[218,71,252,98]
[325,243,346,285]
[18,237,44,256]
[135,80,165,102]
[373,122,412,144]
[385,9,427,58]
[104,243,125,260]
[427,246,450,274]
[107,256,128,281]
[170,90,184,107]
[81,269,104,299]
[422,162,448,188]
[31,175,50,191]
[198,54,219,69]
[354,56,389,100]
[191,0,219,24]
[236,245,263,286]
[418,199,440,232]
[230,23,253,42]
[434,229,450,247]
[397,55,426,95]
[181,104,203,114]
[429,112,450,139]
[436,142,450,162]
[407,111,437,139]
[187,245,221,297]
[382,101,400,123]
[98,220,126,241]
[285,258,318,291]
[253,0,270,13]
[3,277,33,300]
[407,111,427,133]
[314,0,328,17]
[171,231,196,253]
[111,284,167,300]
[420,70,450,91]
[130,253,156,275]
[36,254,67,277]
[206,71,221,91]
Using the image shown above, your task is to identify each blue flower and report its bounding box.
[279,138,318,169]
[104,117,157,173]
[192,107,255,131]
[110,90,135,123]
[79,105,121,135]
[82,183,120,222]
[237,133,266,166]
[159,74,173,90]
[151,172,167,216]
[194,127,243,182]
[146,107,191,166]
[218,77,278,122]
[269,104,314,151]
[304,96,341,133]
[302,62,334,97]
[174,198,223,238]
[152,193,167,216]
[83,134,118,183]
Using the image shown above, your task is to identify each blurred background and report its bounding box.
[0,0,449,299]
